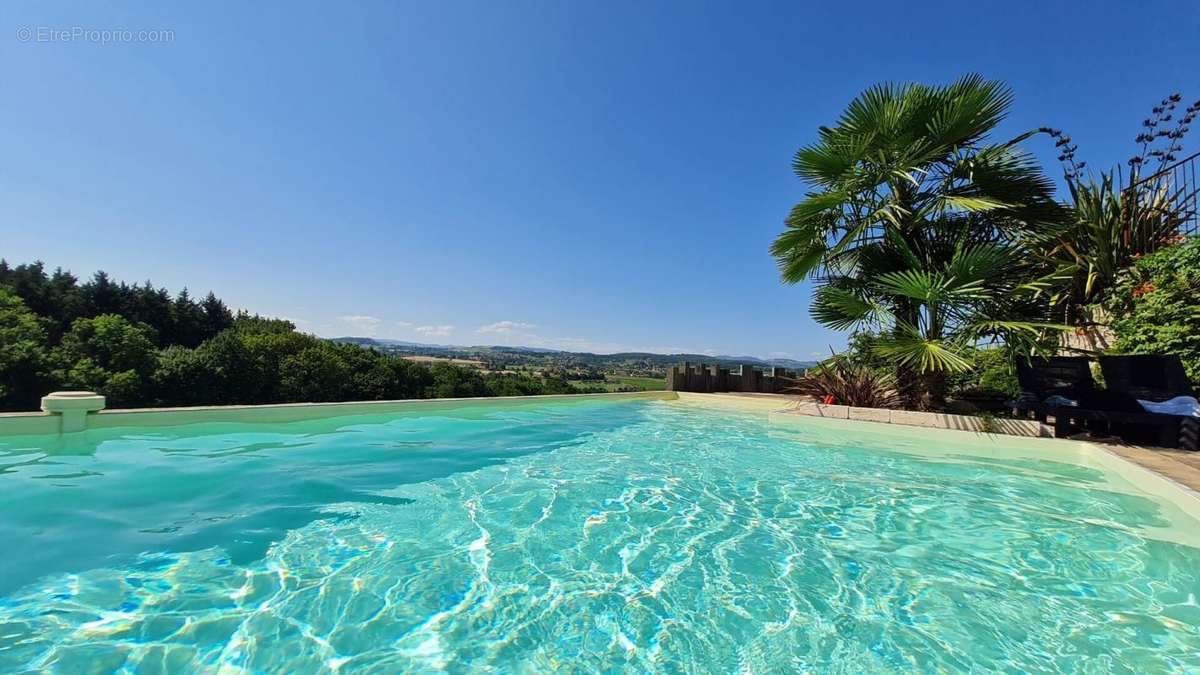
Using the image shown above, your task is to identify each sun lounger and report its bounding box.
[1015,355,1197,449]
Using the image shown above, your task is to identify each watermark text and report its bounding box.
[16,26,175,44]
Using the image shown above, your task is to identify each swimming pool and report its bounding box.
[1,395,1198,671]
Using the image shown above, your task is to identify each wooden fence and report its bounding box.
[665,362,798,394]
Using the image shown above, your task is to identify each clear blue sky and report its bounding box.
[2,2,1196,358]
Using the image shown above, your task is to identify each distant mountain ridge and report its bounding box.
[331,337,462,349]
[329,337,815,369]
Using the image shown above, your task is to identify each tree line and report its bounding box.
[0,261,589,412]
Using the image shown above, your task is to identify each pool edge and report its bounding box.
[0,391,680,435]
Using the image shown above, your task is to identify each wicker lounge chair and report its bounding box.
[1097,355,1198,450]
[1015,355,1197,449]
[1099,354,1194,399]
[1012,357,1095,422]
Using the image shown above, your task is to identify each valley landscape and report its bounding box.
[330,337,816,392]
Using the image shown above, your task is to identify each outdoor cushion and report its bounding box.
[1139,395,1200,417]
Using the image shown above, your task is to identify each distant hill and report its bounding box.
[717,355,814,369]
[330,337,461,349]
[329,337,817,371]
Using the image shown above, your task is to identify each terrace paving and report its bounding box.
[1105,444,1200,493]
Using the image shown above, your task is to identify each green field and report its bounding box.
[570,376,666,392]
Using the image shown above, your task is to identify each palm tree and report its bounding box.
[771,75,1066,409]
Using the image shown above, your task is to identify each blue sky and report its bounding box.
[2,2,1196,359]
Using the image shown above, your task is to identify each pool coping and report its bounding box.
[0,391,675,435]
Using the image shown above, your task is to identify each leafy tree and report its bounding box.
[340,345,430,400]
[231,312,296,334]
[428,362,488,398]
[57,314,159,375]
[187,329,283,404]
[0,289,54,410]
[0,261,56,318]
[973,347,1020,399]
[239,330,325,402]
[0,262,84,339]
[771,75,1064,408]
[100,369,145,407]
[152,345,216,406]
[1104,238,1200,382]
[0,261,237,349]
[54,314,159,406]
[44,267,86,338]
[81,271,126,317]
[279,346,352,402]
[538,375,577,395]
[58,358,113,395]
[1,259,601,411]
[486,373,573,397]
[168,289,209,347]
[201,292,235,337]
[126,282,175,342]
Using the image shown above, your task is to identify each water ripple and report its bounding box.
[1,402,1198,671]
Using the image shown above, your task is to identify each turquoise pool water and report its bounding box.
[1,397,1199,672]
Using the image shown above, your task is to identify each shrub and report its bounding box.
[788,356,901,408]
[1103,238,1200,383]
[938,346,1020,407]
[972,347,1020,399]
[842,331,891,375]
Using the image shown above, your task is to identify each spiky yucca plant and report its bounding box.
[1035,94,1200,325]
[786,357,902,409]
[1028,174,1194,325]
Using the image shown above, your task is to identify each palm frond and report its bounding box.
[874,333,975,373]
[924,74,1013,149]
[874,270,948,303]
[810,285,880,330]
[938,195,1014,213]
